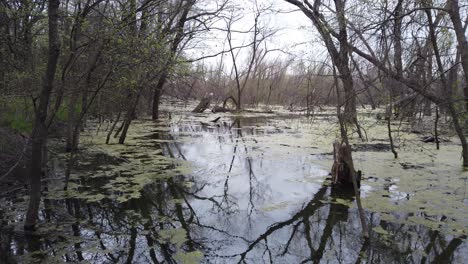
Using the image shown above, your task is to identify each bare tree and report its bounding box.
[285,0,360,131]
[224,1,276,111]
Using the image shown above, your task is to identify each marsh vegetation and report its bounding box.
[1,0,467,263]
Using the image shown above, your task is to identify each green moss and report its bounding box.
[174,251,204,264]
[159,228,187,247]
[261,201,289,212]
[373,226,390,235]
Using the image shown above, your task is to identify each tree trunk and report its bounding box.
[152,74,166,120]
[237,82,242,111]
[448,0,468,112]
[192,96,211,113]
[340,70,357,122]
[331,142,357,187]
[387,101,398,159]
[393,0,404,79]
[24,0,60,230]
[151,1,194,120]
[334,0,357,124]
[425,5,468,166]
[435,107,440,150]
[423,99,432,116]
[66,89,80,152]
[114,119,125,139]
[106,112,121,144]
[119,94,140,144]
[447,104,468,166]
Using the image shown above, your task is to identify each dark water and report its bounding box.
[0,113,466,263]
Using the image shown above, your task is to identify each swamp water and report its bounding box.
[0,102,467,263]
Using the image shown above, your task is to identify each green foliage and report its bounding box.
[55,99,82,122]
[0,98,34,133]
[8,115,33,133]
[55,106,68,122]
[0,96,83,133]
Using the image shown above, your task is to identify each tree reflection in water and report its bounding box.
[0,116,466,263]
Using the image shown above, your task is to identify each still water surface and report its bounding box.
[0,107,466,263]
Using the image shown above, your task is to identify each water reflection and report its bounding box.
[0,115,466,263]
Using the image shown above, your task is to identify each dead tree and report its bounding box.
[330,63,369,239]
[285,0,361,137]
[211,96,237,113]
[192,94,212,113]
[331,142,360,187]
[347,4,468,166]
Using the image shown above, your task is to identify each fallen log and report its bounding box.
[211,96,238,113]
[211,106,235,113]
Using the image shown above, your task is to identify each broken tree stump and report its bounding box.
[331,141,361,188]
[192,95,212,113]
[330,141,368,238]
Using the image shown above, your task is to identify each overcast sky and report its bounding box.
[187,0,327,72]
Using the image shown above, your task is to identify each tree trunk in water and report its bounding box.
[447,104,468,167]
[237,87,242,111]
[25,0,60,230]
[152,77,165,120]
[151,1,194,119]
[66,90,80,152]
[331,142,360,187]
[119,94,140,144]
[387,102,398,159]
[119,120,131,145]
[332,59,369,238]
[106,112,121,144]
[25,128,45,230]
[425,5,468,166]
[330,141,368,238]
[113,119,125,139]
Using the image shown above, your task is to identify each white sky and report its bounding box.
[187,0,327,72]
